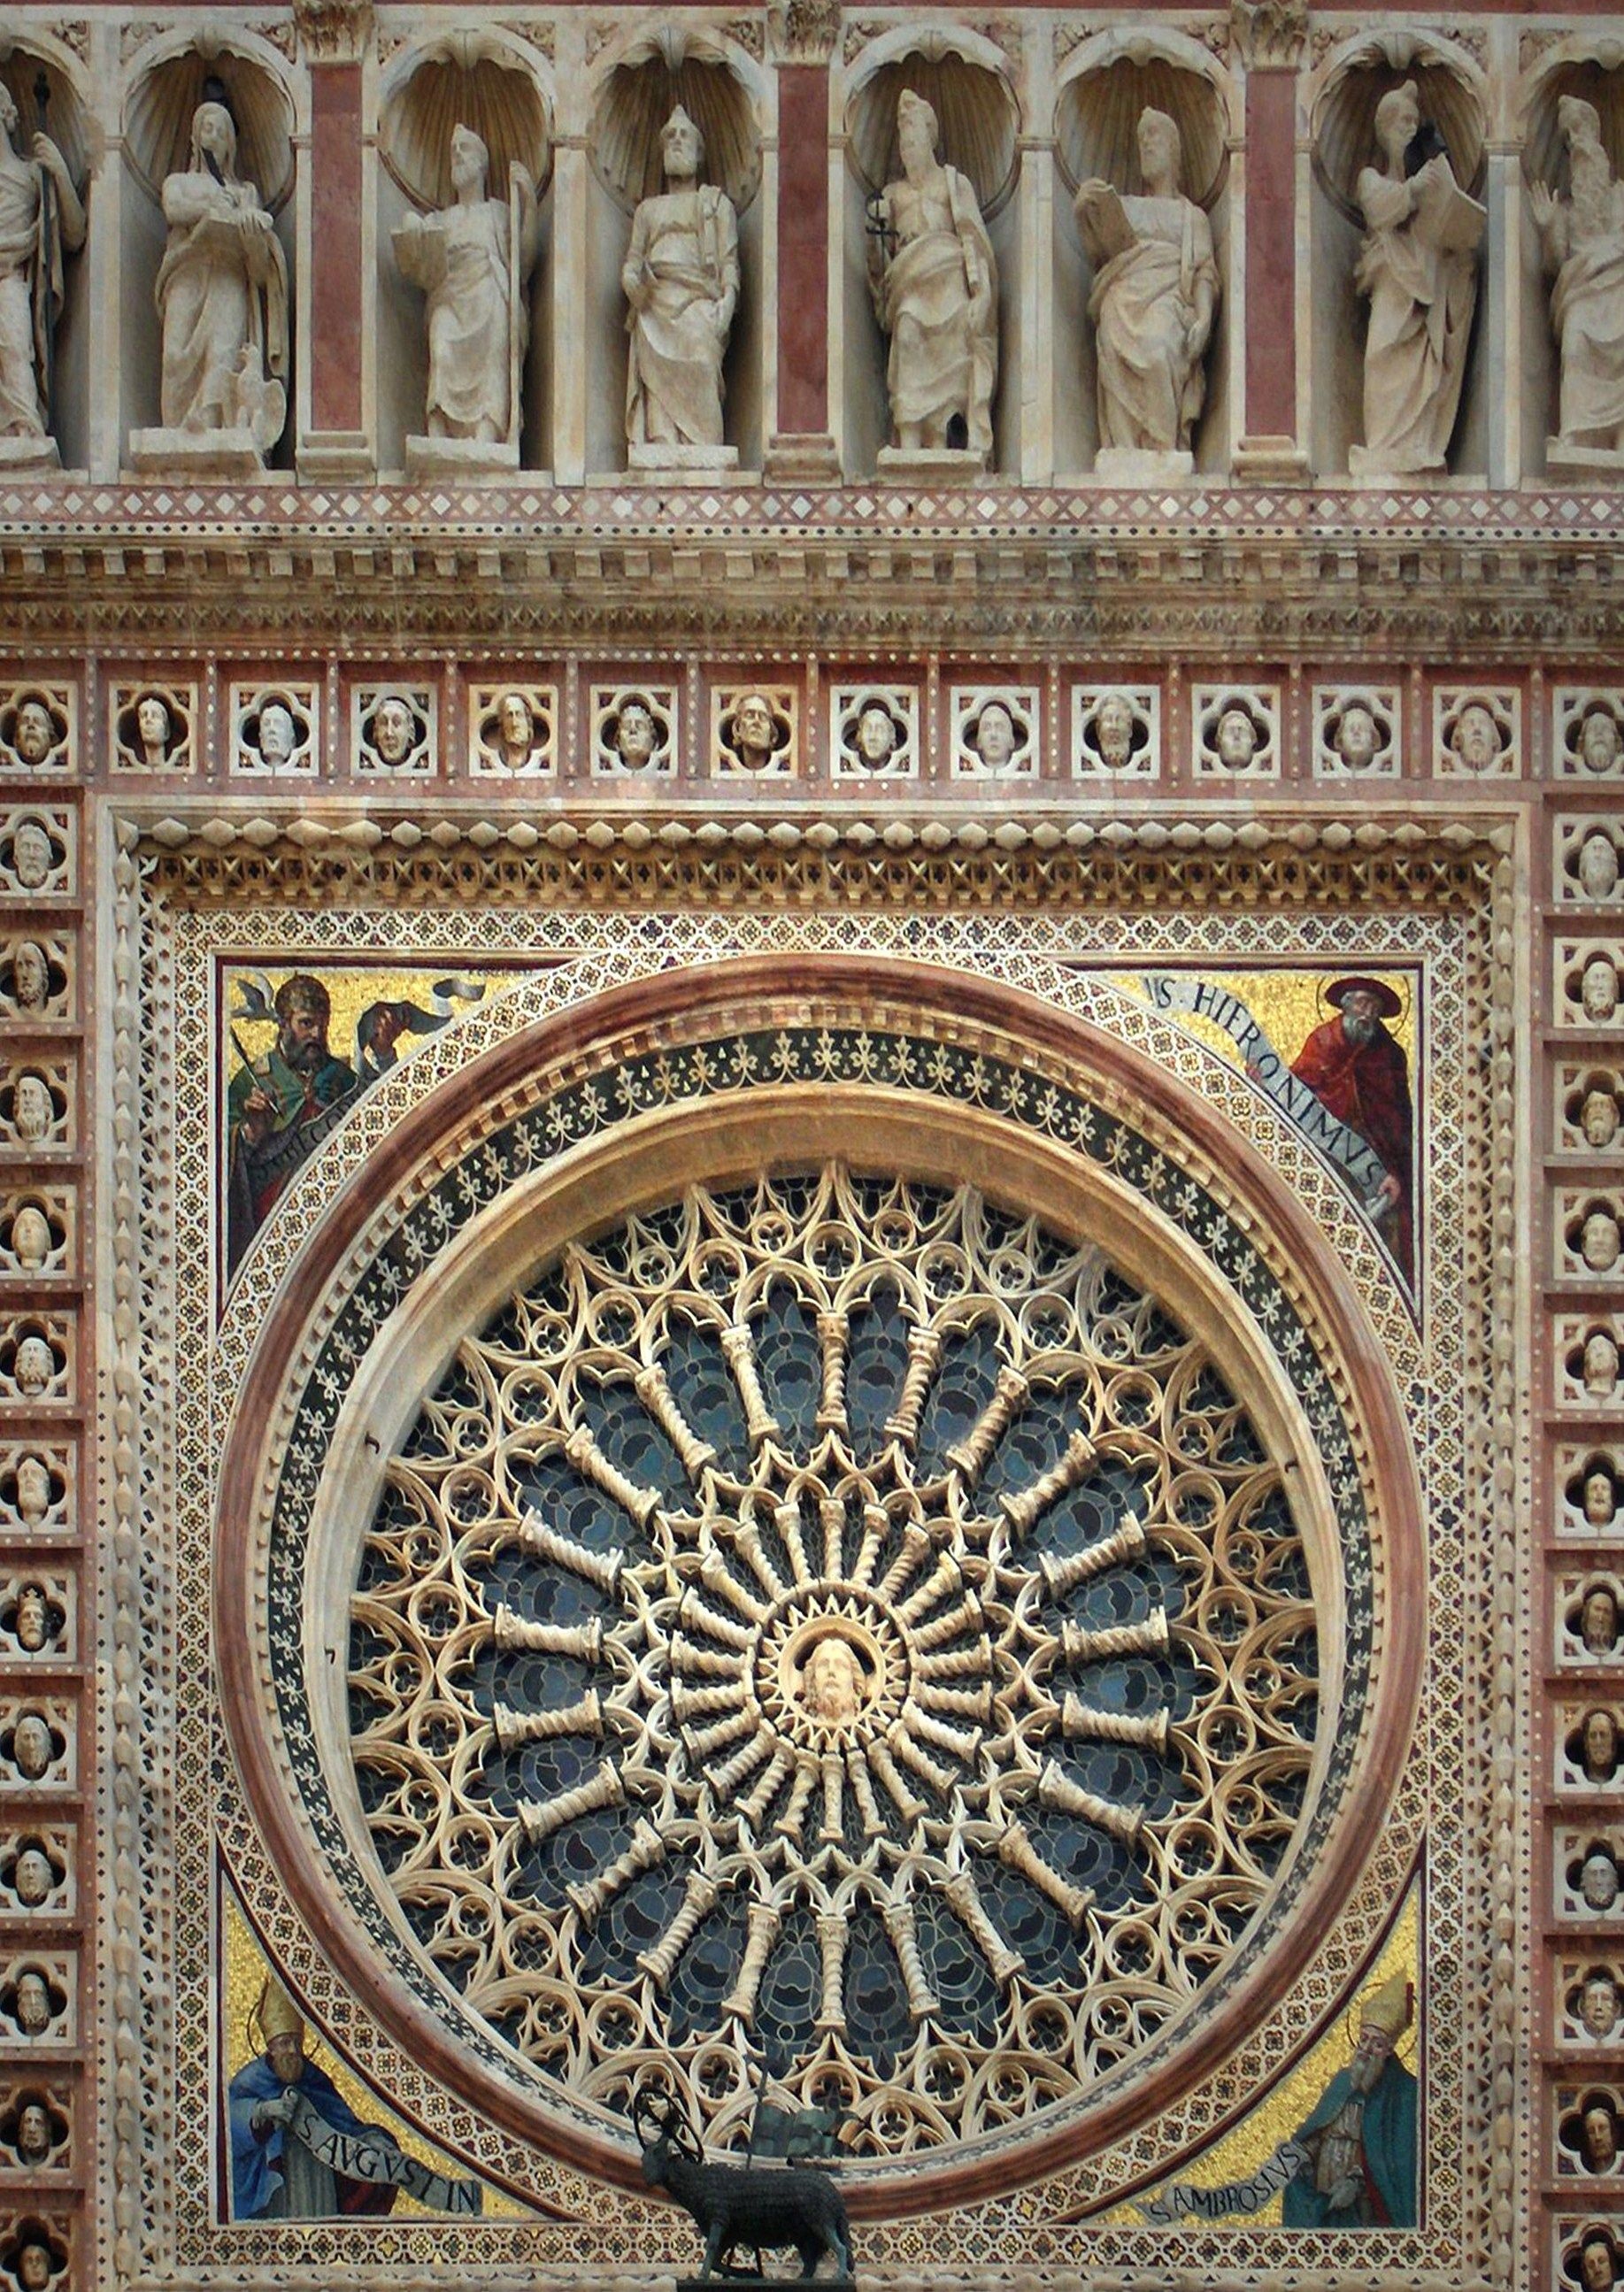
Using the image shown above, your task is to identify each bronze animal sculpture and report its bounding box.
[633,2090,852,2282]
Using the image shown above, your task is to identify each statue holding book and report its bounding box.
[1074,105,1218,480]
[1348,81,1482,477]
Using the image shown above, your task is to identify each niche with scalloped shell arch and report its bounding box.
[589,29,761,219]
[0,39,92,469]
[1520,54,1624,194]
[1054,47,1228,212]
[122,38,295,213]
[844,35,1020,224]
[1311,36,1485,227]
[0,46,90,195]
[1515,49,1624,477]
[380,34,553,215]
[1307,35,1489,481]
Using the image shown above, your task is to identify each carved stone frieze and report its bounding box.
[1229,0,1303,71]
[291,0,375,64]
[769,0,841,64]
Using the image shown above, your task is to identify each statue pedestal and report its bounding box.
[298,431,375,483]
[1547,438,1624,481]
[127,427,266,479]
[1233,434,1310,484]
[404,435,521,481]
[627,442,739,475]
[1093,446,1194,484]
[764,432,841,486]
[875,445,988,485]
[1346,444,1443,481]
[0,435,61,473]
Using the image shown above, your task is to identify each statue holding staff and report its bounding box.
[621,106,738,460]
[866,89,997,462]
[395,124,539,449]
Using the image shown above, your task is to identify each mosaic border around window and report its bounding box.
[104,810,1516,2290]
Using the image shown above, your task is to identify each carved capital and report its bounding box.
[769,0,842,65]
[292,0,374,65]
[1230,0,1305,71]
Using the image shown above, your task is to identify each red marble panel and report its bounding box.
[310,65,365,436]
[776,66,828,435]
[1245,70,1297,442]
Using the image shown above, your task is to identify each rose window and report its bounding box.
[347,1165,1320,2157]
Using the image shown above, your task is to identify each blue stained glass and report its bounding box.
[843,1287,914,1460]
[914,1320,1007,1481]
[752,1284,824,1453]
[666,1893,750,2050]
[843,1909,913,2076]
[577,1863,685,1988]
[661,1317,751,1476]
[753,1910,821,2069]
[579,1380,691,1510]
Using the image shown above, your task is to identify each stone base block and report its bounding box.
[405,435,521,480]
[297,431,376,482]
[0,434,61,473]
[627,441,740,475]
[127,427,266,479]
[1232,435,1310,484]
[1346,443,1444,480]
[875,444,989,484]
[763,432,842,486]
[1547,438,1624,481]
[1093,445,1194,484]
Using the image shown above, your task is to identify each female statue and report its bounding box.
[394,125,539,445]
[155,100,288,451]
[1074,107,1218,469]
[1349,81,1481,476]
[621,107,738,456]
[867,89,997,460]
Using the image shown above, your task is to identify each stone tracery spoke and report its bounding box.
[349,1165,1320,2152]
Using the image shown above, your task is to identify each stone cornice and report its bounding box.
[2,519,1620,656]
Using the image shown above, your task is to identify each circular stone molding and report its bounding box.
[215,959,1423,2214]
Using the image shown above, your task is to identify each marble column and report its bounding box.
[295,0,374,478]
[1232,0,1309,481]
[764,2,840,483]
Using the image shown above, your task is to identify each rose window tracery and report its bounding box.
[348,1165,1320,2156]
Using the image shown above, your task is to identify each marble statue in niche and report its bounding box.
[1074,106,1219,481]
[0,84,83,469]
[622,107,739,470]
[1533,96,1624,473]
[1348,81,1482,477]
[134,94,288,473]
[394,125,539,476]
[866,90,997,468]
